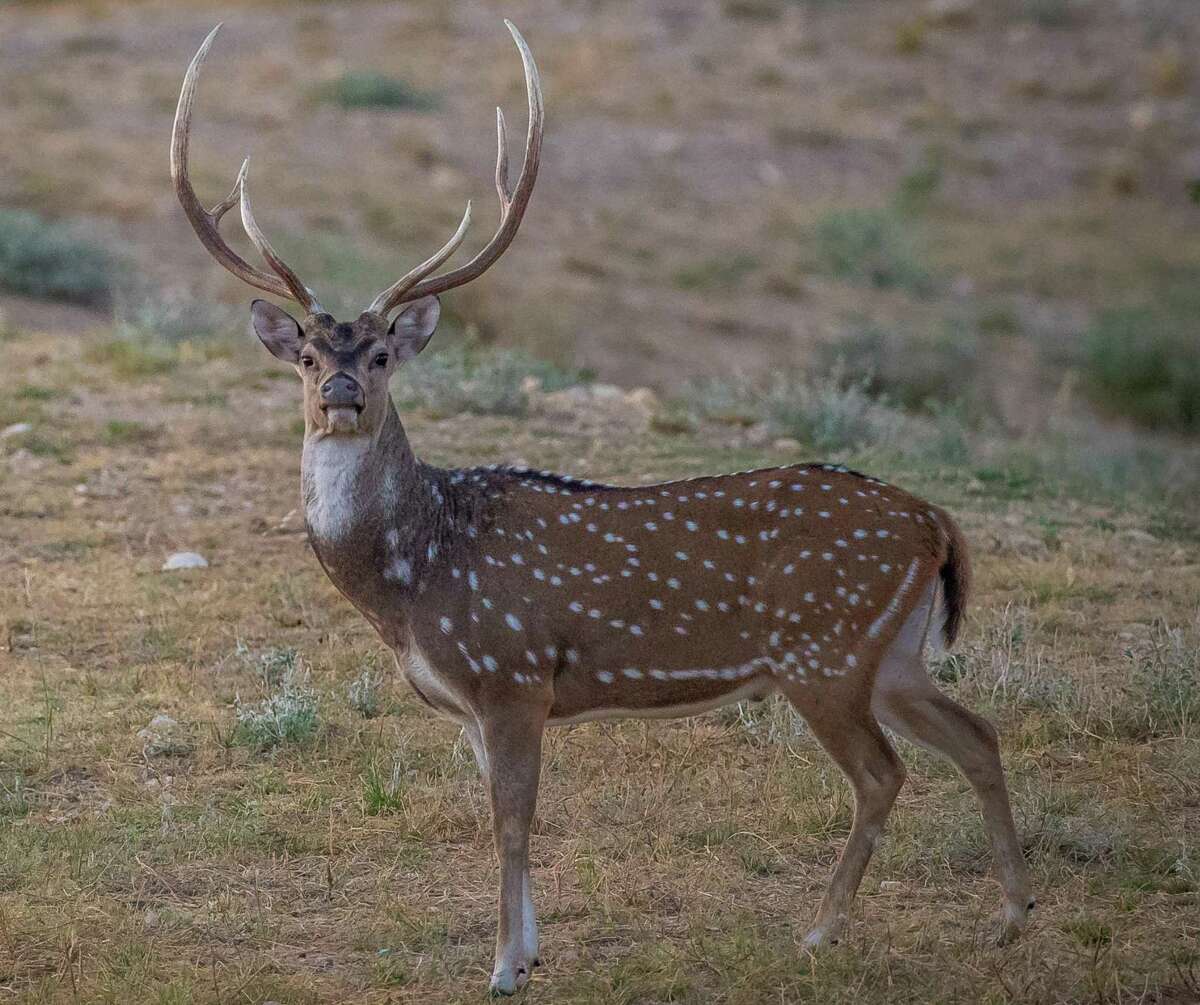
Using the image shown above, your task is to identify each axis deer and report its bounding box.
[171,22,1034,995]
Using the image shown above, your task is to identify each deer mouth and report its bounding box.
[322,404,362,433]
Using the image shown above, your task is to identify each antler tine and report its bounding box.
[238,160,324,315]
[366,19,544,317]
[364,201,473,317]
[209,169,242,224]
[171,25,307,305]
[495,106,511,210]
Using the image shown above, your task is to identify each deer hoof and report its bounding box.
[994,897,1035,947]
[489,961,535,996]
[801,926,839,952]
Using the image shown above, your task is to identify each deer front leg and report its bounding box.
[482,701,547,995]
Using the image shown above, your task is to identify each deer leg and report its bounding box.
[870,586,1034,946]
[482,702,547,995]
[789,697,907,950]
[873,681,1034,944]
[462,719,490,784]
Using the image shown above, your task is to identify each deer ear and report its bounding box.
[387,295,441,361]
[250,300,304,363]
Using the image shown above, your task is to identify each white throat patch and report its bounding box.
[301,435,372,542]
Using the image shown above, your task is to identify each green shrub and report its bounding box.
[1024,0,1076,28]
[894,157,944,214]
[11,430,75,464]
[1084,297,1200,433]
[348,667,385,719]
[85,336,177,379]
[114,290,233,344]
[817,323,981,412]
[233,658,319,751]
[88,296,236,381]
[814,207,932,293]
[721,0,783,21]
[1110,624,1200,740]
[672,253,759,291]
[317,72,437,111]
[0,209,116,305]
[362,754,406,815]
[764,372,894,451]
[0,775,29,820]
[252,646,299,688]
[394,341,589,418]
[680,366,909,453]
[102,420,158,446]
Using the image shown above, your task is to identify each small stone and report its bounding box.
[744,423,772,447]
[758,160,783,186]
[625,387,660,414]
[138,714,192,757]
[590,383,624,401]
[1129,102,1155,131]
[0,422,32,440]
[162,551,208,571]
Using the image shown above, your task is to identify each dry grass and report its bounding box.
[2,0,1199,1000]
[1,318,1197,1003]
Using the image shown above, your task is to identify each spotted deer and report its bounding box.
[171,22,1033,995]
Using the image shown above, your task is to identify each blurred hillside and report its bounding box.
[1,0,1198,432]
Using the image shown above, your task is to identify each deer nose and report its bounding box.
[320,372,364,409]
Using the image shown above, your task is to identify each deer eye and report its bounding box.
[373,353,389,368]
[300,356,315,369]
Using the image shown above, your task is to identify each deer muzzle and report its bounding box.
[320,372,364,432]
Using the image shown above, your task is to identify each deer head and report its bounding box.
[171,21,543,439]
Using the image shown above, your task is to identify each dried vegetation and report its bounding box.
[1,0,1198,1000]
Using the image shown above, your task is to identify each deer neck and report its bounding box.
[300,401,420,550]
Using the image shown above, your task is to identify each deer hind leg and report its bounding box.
[481,700,548,995]
[784,684,907,949]
[871,587,1034,945]
[462,718,490,784]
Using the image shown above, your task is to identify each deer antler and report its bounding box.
[237,159,324,312]
[171,24,324,314]
[365,20,544,318]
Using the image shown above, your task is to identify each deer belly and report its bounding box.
[547,665,776,725]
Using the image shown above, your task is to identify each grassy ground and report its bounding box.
[2,0,1199,1001]
[1,316,1197,1004]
